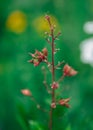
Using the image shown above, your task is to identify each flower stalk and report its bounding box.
[49,20,55,130]
[21,15,78,130]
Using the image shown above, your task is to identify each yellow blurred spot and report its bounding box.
[6,11,27,33]
[33,15,60,34]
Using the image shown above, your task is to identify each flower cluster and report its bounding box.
[28,48,48,66]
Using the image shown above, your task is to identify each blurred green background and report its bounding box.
[0,0,93,130]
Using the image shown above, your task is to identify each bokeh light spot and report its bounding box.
[32,15,60,34]
[84,21,93,34]
[6,11,27,34]
[80,38,93,66]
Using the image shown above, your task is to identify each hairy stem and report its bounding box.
[49,28,55,130]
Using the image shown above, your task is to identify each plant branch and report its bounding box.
[54,61,64,69]
[43,81,51,94]
[42,66,51,94]
[30,95,48,113]
[57,74,65,83]
[45,38,51,45]
[54,32,61,40]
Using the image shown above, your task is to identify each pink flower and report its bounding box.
[33,59,40,66]
[42,48,48,57]
[51,102,56,108]
[51,82,59,89]
[21,89,32,96]
[63,64,77,76]
[45,15,50,21]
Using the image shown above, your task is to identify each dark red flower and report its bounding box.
[29,48,48,66]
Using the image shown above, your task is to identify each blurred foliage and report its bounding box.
[0,0,93,130]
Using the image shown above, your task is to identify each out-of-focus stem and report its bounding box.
[30,95,48,113]
[57,75,65,83]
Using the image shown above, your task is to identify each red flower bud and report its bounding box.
[59,98,70,108]
[28,60,33,63]
[21,89,32,96]
[51,82,59,89]
[33,60,40,66]
[30,53,35,58]
[63,64,77,76]
[42,48,48,57]
[45,15,50,21]
[51,102,56,108]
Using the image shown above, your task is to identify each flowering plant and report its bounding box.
[21,15,77,130]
